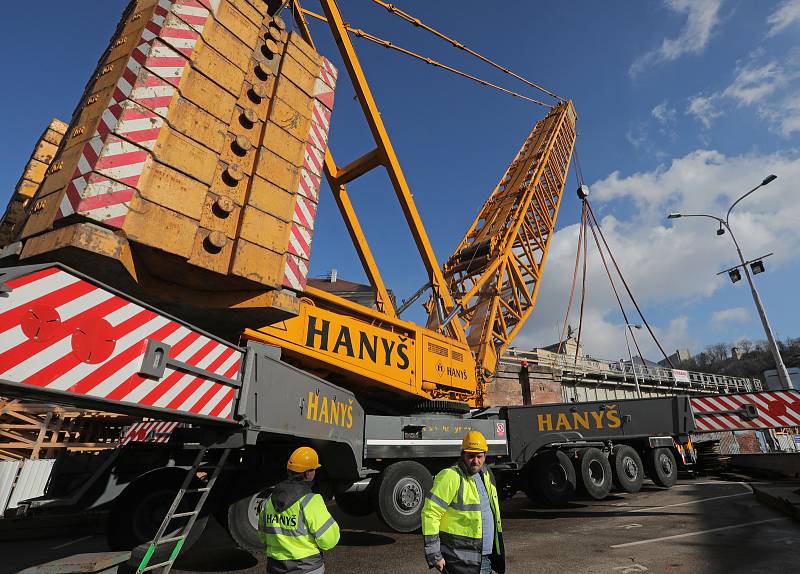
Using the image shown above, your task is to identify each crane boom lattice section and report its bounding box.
[442,101,577,384]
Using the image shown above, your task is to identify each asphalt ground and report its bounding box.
[3,478,798,574]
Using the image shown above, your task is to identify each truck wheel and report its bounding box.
[527,450,576,506]
[335,491,374,517]
[610,445,644,493]
[107,472,209,552]
[372,461,432,532]
[575,447,612,500]
[222,488,271,555]
[647,447,678,488]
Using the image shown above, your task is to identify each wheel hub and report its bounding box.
[548,464,568,489]
[623,456,639,480]
[588,460,605,487]
[393,477,422,515]
[133,491,175,542]
[659,454,673,475]
[247,492,267,530]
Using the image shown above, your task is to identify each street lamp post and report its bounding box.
[667,174,792,389]
[624,323,643,397]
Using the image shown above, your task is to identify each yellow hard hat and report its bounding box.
[287,446,321,472]
[461,431,488,453]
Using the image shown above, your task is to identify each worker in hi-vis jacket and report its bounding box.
[258,447,340,574]
[422,431,505,574]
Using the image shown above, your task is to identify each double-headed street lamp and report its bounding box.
[624,323,643,397]
[667,174,792,389]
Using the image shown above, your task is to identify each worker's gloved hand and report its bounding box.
[434,558,446,572]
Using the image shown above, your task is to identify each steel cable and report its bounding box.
[368,0,563,102]
[586,202,675,367]
[299,8,552,107]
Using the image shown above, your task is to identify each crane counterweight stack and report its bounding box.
[8,0,338,333]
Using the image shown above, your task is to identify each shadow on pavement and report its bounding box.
[338,529,395,546]
[173,547,259,572]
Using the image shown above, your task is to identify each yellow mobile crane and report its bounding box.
[246,1,577,410]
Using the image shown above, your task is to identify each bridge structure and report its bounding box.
[490,347,762,406]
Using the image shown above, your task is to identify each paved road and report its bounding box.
[3,479,798,574]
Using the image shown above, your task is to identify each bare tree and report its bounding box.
[736,338,754,354]
[705,343,729,363]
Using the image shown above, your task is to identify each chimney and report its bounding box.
[330,268,337,283]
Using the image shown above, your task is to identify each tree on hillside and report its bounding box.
[677,337,799,382]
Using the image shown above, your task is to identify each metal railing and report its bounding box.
[504,352,762,394]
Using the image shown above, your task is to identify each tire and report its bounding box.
[575,447,612,500]
[335,490,374,517]
[647,447,678,488]
[372,461,432,532]
[107,471,209,553]
[223,487,271,555]
[527,450,577,506]
[610,445,644,494]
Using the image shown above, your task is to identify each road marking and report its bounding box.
[612,564,648,573]
[628,492,750,513]
[610,518,788,548]
[674,481,750,488]
[52,535,93,550]
[617,523,642,530]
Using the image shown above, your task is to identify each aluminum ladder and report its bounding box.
[135,447,231,574]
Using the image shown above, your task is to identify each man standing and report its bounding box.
[422,431,505,574]
[258,446,340,574]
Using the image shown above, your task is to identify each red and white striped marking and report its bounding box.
[691,391,800,432]
[287,224,312,260]
[297,168,320,202]
[120,420,179,445]
[314,57,337,110]
[283,254,310,291]
[282,59,338,292]
[292,195,317,231]
[55,0,214,228]
[0,267,241,421]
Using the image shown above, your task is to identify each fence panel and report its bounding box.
[0,460,21,515]
[6,459,55,510]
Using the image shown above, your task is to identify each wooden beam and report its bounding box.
[31,412,53,460]
[0,442,116,449]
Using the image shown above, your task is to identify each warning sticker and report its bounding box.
[495,422,506,437]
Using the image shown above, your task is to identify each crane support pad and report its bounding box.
[690,390,800,432]
[0,263,243,424]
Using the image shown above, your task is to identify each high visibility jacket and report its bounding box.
[422,464,505,574]
[258,479,340,574]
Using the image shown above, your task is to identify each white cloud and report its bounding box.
[759,92,800,136]
[767,0,800,37]
[516,149,800,360]
[723,61,786,106]
[652,101,677,124]
[686,54,799,134]
[687,94,723,128]
[712,307,750,325]
[630,0,723,77]
[626,122,649,149]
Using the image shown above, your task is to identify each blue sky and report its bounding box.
[2,1,799,362]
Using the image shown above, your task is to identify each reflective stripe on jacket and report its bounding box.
[258,491,340,574]
[422,464,505,574]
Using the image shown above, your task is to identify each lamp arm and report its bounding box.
[725,183,762,225]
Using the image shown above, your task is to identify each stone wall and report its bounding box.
[486,361,564,406]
